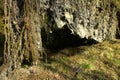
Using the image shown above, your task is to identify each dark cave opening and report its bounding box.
[41,26,98,50]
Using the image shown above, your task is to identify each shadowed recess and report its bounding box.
[41,26,98,50]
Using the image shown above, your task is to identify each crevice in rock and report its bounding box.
[0,33,5,66]
[116,11,120,38]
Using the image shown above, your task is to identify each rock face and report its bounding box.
[42,0,118,42]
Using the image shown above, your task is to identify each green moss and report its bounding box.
[0,17,4,33]
[112,0,120,10]
[81,63,91,69]
[112,58,120,66]
[23,64,29,68]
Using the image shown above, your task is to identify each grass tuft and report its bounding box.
[40,39,120,79]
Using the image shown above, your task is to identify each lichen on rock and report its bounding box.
[43,0,118,42]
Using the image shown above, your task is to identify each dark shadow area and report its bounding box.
[0,1,4,66]
[40,44,86,63]
[0,8,3,16]
[41,26,98,51]
[17,0,24,16]
[42,58,77,79]
[21,58,32,67]
[116,11,120,38]
[21,51,34,67]
[0,33,5,66]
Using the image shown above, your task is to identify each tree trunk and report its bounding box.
[2,0,43,77]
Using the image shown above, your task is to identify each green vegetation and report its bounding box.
[14,40,120,80]
[0,17,4,33]
[39,40,120,80]
[112,0,120,10]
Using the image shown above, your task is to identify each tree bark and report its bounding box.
[3,0,43,76]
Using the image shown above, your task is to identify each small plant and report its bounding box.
[23,64,29,68]
[81,63,91,69]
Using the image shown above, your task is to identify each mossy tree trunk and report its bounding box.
[3,0,43,74]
